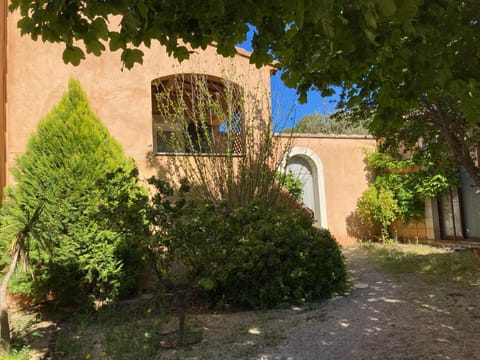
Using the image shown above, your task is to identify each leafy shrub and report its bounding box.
[0,79,149,306]
[355,151,457,241]
[220,209,347,308]
[364,152,454,222]
[147,178,347,309]
[356,186,399,241]
[276,171,304,200]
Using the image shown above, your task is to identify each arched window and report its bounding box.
[151,74,244,155]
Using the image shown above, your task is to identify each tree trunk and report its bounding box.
[425,99,480,188]
[435,118,480,188]
[0,246,20,352]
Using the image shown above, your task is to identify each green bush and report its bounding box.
[354,151,456,241]
[0,79,149,306]
[276,171,304,200]
[220,209,347,308]
[356,186,399,241]
[147,178,347,309]
[364,152,454,223]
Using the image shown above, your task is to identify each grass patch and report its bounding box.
[0,307,45,360]
[0,347,30,360]
[48,300,306,360]
[361,242,480,285]
[51,302,171,360]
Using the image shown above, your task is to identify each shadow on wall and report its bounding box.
[346,211,381,241]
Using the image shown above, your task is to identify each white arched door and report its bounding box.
[283,147,328,228]
[286,156,316,215]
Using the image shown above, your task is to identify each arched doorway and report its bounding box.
[286,156,317,214]
[284,147,328,228]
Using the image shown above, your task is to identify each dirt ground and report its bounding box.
[256,247,480,360]
[11,246,480,359]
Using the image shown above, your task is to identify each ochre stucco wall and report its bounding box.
[280,134,377,246]
[5,11,377,246]
[0,2,7,200]
[5,11,273,186]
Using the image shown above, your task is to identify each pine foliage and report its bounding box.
[1,79,148,305]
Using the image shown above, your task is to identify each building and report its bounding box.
[394,168,480,243]
[281,134,375,244]
[1,6,377,246]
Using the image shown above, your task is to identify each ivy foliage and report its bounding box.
[0,79,149,306]
[147,177,347,309]
[356,150,457,240]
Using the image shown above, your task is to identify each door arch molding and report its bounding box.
[282,146,328,228]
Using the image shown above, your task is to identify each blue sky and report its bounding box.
[269,72,339,130]
[236,30,340,130]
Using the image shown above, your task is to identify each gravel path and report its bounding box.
[258,247,480,360]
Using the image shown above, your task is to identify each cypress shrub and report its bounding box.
[0,79,149,306]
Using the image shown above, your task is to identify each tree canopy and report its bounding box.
[283,112,371,135]
[10,1,478,116]
[375,93,480,187]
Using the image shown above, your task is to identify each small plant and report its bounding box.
[0,347,30,360]
[356,186,399,241]
[276,171,303,200]
[0,203,44,352]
